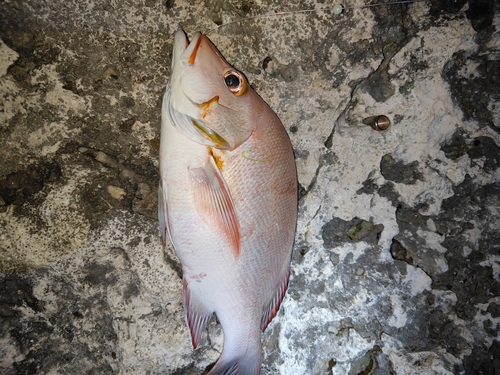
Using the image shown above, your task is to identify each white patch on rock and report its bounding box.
[403,264,432,297]
[387,294,407,328]
[0,38,19,77]
[107,185,127,200]
[480,255,500,281]
[0,167,93,271]
[382,334,456,375]
[278,302,374,375]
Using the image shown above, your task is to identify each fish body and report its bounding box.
[159,30,297,375]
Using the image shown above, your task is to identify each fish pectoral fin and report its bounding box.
[261,266,291,332]
[188,157,240,257]
[183,278,213,349]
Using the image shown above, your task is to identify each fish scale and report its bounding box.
[159,30,297,375]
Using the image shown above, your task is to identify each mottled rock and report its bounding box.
[1,0,499,374]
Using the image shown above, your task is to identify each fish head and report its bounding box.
[167,30,257,151]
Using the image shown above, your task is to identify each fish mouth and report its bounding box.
[170,31,237,150]
[186,34,202,64]
[172,30,188,70]
[173,29,188,49]
[174,30,203,66]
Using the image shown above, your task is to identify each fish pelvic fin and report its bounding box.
[188,154,240,257]
[158,181,170,246]
[261,266,291,332]
[183,278,213,349]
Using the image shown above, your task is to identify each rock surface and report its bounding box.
[1,0,499,374]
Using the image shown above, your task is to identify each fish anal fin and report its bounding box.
[261,267,291,332]
[189,155,240,257]
[183,278,213,349]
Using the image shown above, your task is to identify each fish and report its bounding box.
[158,30,298,375]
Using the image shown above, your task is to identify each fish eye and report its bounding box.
[225,74,239,88]
[223,70,246,95]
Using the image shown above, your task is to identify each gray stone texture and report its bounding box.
[1,0,499,374]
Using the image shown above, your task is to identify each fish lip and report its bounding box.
[180,31,203,65]
[172,30,188,73]
[173,29,188,50]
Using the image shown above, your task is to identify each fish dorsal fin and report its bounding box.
[188,155,240,257]
[183,278,213,348]
[261,267,291,332]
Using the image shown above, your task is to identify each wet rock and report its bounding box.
[380,154,423,185]
[390,239,413,264]
[441,128,469,160]
[430,0,468,16]
[466,0,495,31]
[487,302,500,318]
[1,0,499,373]
[0,162,62,208]
[346,220,384,243]
[463,340,500,374]
[432,178,500,320]
[466,136,500,172]
[322,217,383,248]
[442,49,500,133]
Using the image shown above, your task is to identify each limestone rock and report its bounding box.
[1,0,499,374]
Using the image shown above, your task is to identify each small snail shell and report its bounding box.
[363,115,391,131]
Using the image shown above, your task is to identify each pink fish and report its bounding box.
[158,30,297,375]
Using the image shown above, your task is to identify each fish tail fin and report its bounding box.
[207,334,262,375]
